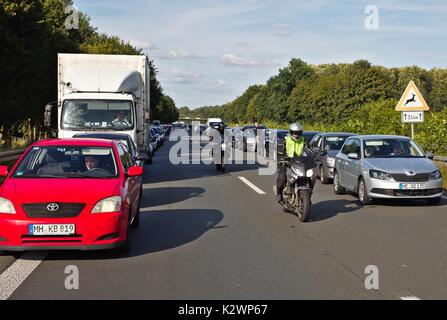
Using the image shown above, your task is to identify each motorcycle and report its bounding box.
[276,147,322,222]
[215,141,226,173]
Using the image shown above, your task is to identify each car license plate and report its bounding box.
[399,183,426,190]
[28,224,76,236]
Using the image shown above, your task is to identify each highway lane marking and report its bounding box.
[238,177,267,195]
[0,252,47,300]
[400,296,421,300]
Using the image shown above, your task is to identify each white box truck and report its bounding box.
[44,53,151,156]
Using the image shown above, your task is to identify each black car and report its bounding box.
[74,133,152,165]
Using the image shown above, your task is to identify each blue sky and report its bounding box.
[73,0,447,108]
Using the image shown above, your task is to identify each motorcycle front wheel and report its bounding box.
[295,189,311,222]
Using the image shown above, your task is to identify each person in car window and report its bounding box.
[112,111,130,126]
[84,156,100,171]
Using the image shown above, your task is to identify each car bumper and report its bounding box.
[0,212,127,251]
[367,178,444,199]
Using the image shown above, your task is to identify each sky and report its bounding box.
[73,0,447,109]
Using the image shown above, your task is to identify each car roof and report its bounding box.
[320,132,357,137]
[32,138,117,148]
[74,133,131,140]
[355,135,411,140]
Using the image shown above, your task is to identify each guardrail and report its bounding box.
[434,156,447,163]
[0,148,27,164]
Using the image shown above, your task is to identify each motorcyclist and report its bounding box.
[276,123,306,203]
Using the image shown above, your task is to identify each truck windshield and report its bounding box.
[61,100,134,131]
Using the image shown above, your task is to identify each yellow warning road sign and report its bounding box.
[395,81,430,111]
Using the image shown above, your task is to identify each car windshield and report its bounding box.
[363,139,425,158]
[324,136,350,151]
[61,99,134,131]
[12,146,118,179]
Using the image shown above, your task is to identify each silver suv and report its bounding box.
[333,135,443,205]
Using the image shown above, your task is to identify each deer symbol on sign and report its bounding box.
[405,93,416,106]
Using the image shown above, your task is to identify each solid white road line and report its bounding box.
[238,177,267,195]
[0,252,47,300]
[400,296,421,300]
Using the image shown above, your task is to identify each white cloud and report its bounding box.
[161,67,204,83]
[157,49,202,60]
[221,54,280,67]
[128,39,158,50]
[206,79,228,86]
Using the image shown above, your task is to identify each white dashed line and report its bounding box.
[0,252,47,300]
[238,177,267,195]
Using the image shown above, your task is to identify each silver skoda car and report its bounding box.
[333,135,444,205]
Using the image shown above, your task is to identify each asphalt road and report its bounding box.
[1,139,447,300]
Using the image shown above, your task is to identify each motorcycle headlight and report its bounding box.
[292,166,304,177]
[306,169,314,178]
[92,196,122,214]
[430,170,442,180]
[369,170,393,181]
[0,197,16,214]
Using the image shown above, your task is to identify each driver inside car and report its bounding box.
[84,155,101,172]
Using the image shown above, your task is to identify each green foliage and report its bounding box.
[0,0,176,147]
[193,57,447,156]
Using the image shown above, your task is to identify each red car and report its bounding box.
[0,138,143,252]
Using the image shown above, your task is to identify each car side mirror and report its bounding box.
[0,166,9,177]
[127,166,143,177]
[348,153,360,160]
[426,152,435,160]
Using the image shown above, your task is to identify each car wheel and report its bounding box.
[427,197,442,206]
[358,178,372,205]
[333,171,345,195]
[131,205,140,229]
[320,165,330,184]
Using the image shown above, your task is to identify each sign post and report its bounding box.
[395,81,430,139]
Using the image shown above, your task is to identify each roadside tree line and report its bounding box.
[0,0,179,148]
[180,59,447,155]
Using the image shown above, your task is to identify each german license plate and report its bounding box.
[28,224,76,236]
[399,183,426,190]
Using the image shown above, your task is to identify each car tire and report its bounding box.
[358,178,373,206]
[320,165,330,184]
[427,197,442,206]
[333,171,345,195]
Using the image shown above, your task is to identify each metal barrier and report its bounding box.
[0,148,27,164]
[434,156,447,163]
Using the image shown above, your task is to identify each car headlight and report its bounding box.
[430,170,442,180]
[0,197,16,214]
[92,196,122,213]
[370,170,393,181]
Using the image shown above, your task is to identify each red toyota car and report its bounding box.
[0,138,143,252]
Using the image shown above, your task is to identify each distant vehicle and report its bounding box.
[44,54,152,160]
[309,132,356,184]
[149,127,162,148]
[238,125,267,152]
[207,118,223,128]
[148,128,158,151]
[74,133,152,165]
[152,120,161,127]
[264,129,288,159]
[302,131,320,145]
[333,135,443,205]
[0,138,143,252]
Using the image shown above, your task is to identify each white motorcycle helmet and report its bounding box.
[289,123,304,142]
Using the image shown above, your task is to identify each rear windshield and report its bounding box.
[12,146,118,179]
